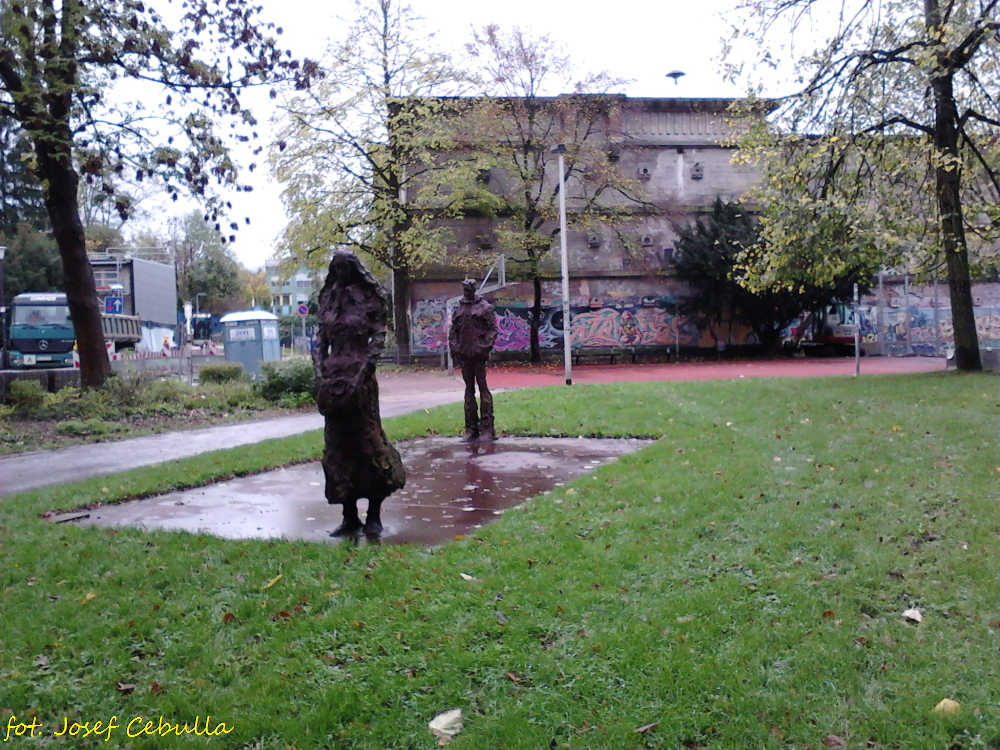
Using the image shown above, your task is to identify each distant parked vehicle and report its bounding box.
[3,292,142,369]
[787,303,863,357]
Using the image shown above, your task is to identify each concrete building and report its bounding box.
[265,260,316,316]
[404,96,766,356]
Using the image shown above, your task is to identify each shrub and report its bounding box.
[199,362,245,384]
[276,391,315,409]
[147,378,194,403]
[5,381,116,421]
[260,359,315,402]
[190,382,267,413]
[7,379,46,414]
[141,402,182,417]
[54,418,124,436]
[102,371,153,412]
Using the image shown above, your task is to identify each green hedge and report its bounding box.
[260,358,315,403]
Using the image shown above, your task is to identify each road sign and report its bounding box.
[105,296,123,315]
[297,303,309,317]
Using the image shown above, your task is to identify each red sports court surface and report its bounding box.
[484,356,945,389]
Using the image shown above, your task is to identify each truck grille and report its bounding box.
[11,338,75,354]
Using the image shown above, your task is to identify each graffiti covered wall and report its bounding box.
[409,278,757,354]
[412,278,1000,357]
[856,282,1000,356]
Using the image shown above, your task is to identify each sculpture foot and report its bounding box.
[364,518,384,536]
[329,519,364,537]
[462,430,480,442]
[477,430,496,442]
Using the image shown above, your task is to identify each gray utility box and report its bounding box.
[220,310,281,377]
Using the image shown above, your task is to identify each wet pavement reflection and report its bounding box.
[76,437,651,546]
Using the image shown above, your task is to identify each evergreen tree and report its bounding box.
[674,199,863,354]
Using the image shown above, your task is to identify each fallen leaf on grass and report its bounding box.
[262,574,283,590]
[933,698,960,714]
[117,682,136,694]
[902,608,923,623]
[822,735,847,748]
[459,573,477,582]
[634,722,659,734]
[822,610,836,620]
[429,709,463,746]
[81,593,97,605]
[149,682,165,695]
[222,613,235,624]
[505,671,521,683]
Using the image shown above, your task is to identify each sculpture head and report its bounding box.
[461,278,478,301]
[330,251,358,285]
[321,251,387,308]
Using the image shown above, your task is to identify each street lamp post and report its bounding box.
[0,245,7,362]
[550,145,572,386]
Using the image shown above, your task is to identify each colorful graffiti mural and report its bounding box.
[411,299,447,353]
[411,296,716,354]
[410,283,1000,356]
[570,306,686,348]
[492,308,560,352]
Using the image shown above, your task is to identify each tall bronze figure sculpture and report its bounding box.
[313,251,405,536]
[449,279,498,441]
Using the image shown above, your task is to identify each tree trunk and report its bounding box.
[529,273,542,363]
[37,142,111,388]
[391,266,411,364]
[927,2,981,371]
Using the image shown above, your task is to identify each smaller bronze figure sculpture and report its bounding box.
[449,279,498,442]
[313,251,405,536]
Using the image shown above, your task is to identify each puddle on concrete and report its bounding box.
[74,437,651,546]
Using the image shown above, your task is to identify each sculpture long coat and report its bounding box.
[313,252,405,507]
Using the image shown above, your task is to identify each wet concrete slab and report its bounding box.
[75,437,651,546]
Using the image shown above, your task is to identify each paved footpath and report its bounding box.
[0,372,465,498]
[0,357,943,497]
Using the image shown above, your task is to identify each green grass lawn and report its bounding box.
[2,372,999,749]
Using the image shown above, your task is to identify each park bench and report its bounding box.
[571,346,638,366]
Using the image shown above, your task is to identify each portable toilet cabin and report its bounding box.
[219,310,281,377]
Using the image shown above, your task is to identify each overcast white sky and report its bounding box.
[195,0,758,270]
